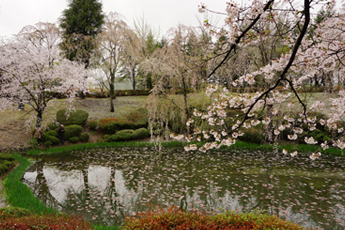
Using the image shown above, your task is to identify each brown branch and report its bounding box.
[236,0,310,128]
[208,0,275,78]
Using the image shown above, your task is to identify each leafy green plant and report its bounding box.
[69,136,79,143]
[45,130,58,138]
[107,128,150,142]
[0,153,16,177]
[56,109,89,126]
[64,125,83,140]
[80,132,90,142]
[88,120,98,130]
[44,140,53,148]
[0,207,31,220]
[0,213,92,229]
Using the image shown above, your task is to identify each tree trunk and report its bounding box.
[132,66,136,90]
[36,110,43,128]
[110,76,116,113]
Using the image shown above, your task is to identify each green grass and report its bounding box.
[26,141,185,156]
[26,138,345,157]
[3,154,57,215]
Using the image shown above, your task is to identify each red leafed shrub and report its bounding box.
[123,206,305,230]
[0,213,92,230]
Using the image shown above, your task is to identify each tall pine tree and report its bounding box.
[60,0,105,68]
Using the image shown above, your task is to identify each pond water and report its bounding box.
[22,147,345,229]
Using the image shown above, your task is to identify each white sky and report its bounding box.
[0,0,228,38]
[0,0,342,39]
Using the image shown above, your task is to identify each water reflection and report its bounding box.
[23,147,345,229]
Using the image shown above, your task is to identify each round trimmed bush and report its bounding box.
[133,128,150,139]
[88,120,98,130]
[47,122,59,131]
[64,125,83,140]
[56,109,89,126]
[45,130,58,138]
[69,137,79,143]
[80,133,90,142]
[44,141,52,148]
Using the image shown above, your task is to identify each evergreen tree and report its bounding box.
[60,0,105,68]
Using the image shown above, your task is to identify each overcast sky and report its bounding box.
[0,0,229,38]
[0,0,342,39]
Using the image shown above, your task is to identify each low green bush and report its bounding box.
[99,118,135,134]
[69,137,79,143]
[107,129,134,142]
[88,120,98,130]
[44,141,52,148]
[107,128,150,142]
[56,109,89,126]
[45,130,58,138]
[41,133,59,145]
[80,133,90,142]
[64,125,83,140]
[46,122,59,131]
[0,153,16,177]
[133,128,150,139]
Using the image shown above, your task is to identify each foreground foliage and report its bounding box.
[0,212,92,230]
[0,153,16,177]
[123,206,304,230]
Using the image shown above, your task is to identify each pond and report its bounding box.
[22,147,345,229]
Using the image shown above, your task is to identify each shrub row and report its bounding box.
[56,109,89,126]
[0,210,92,229]
[107,128,150,142]
[0,153,16,177]
[123,206,304,230]
[99,109,148,135]
[86,89,150,98]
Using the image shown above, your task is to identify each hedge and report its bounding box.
[56,109,89,126]
[62,125,83,140]
[107,128,150,142]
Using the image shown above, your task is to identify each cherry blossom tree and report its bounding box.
[93,12,131,112]
[170,0,345,159]
[0,22,89,128]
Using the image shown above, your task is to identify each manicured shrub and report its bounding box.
[133,128,150,139]
[0,213,92,229]
[47,121,59,131]
[99,118,135,134]
[69,137,79,143]
[107,129,135,142]
[56,109,89,126]
[125,108,149,127]
[64,125,83,140]
[44,141,52,148]
[107,128,150,142]
[0,153,16,177]
[123,206,304,230]
[79,133,90,142]
[45,130,58,138]
[41,133,59,145]
[88,120,98,130]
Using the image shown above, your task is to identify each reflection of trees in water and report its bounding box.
[24,148,345,229]
[33,161,61,210]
